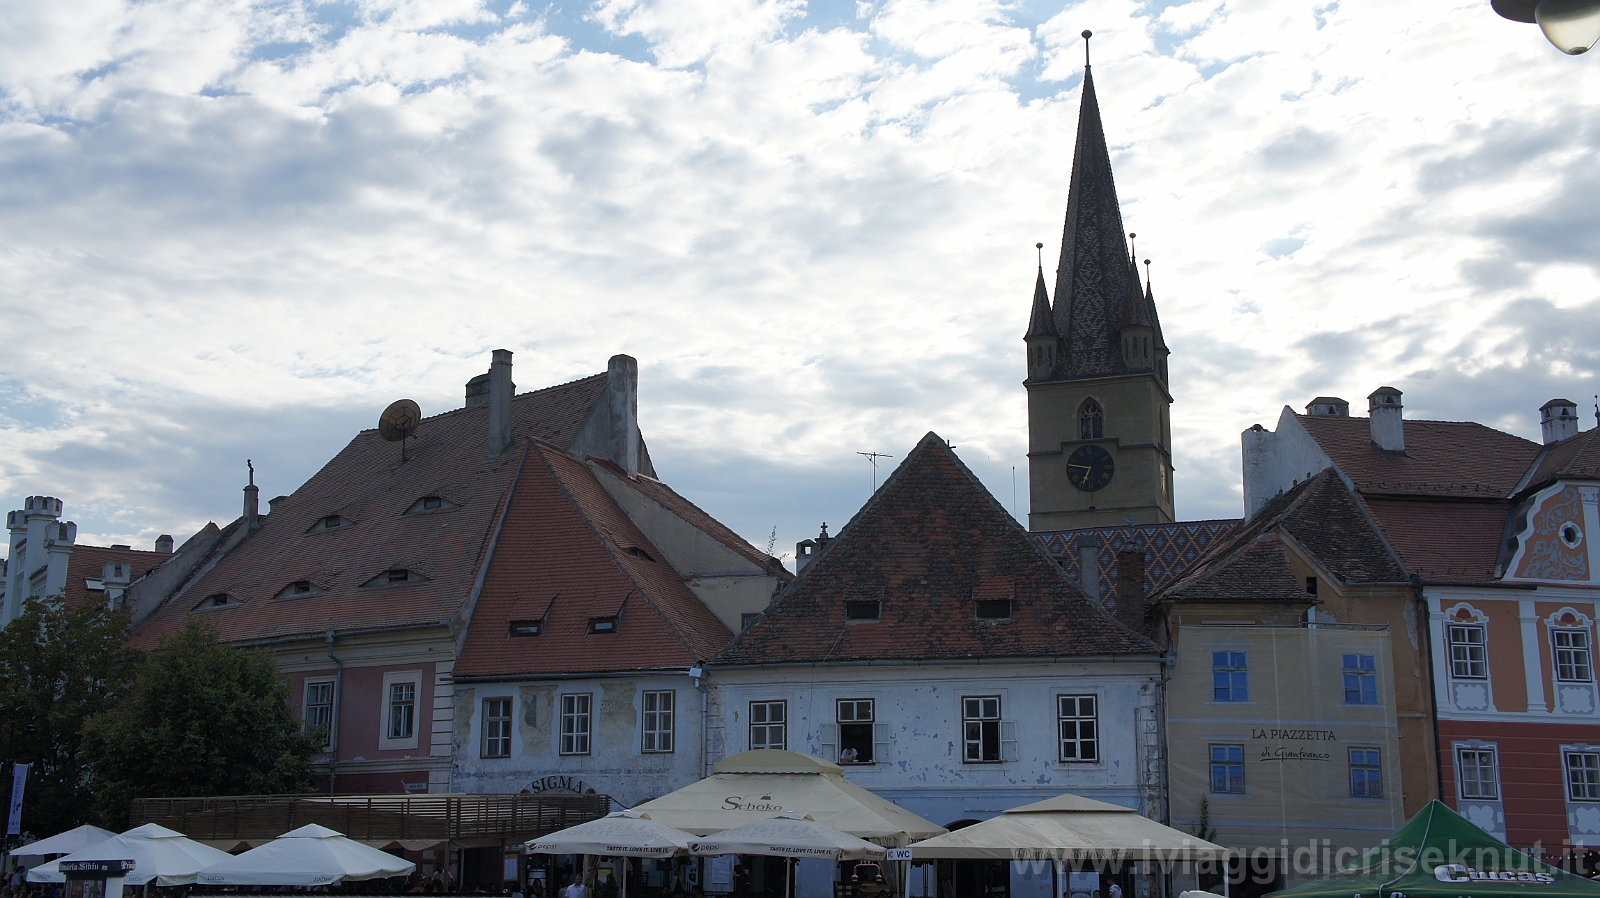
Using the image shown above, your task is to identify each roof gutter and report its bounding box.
[229,620,448,650]
[707,653,1165,673]
[451,665,699,684]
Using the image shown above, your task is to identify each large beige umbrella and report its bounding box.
[197,824,416,886]
[12,825,117,858]
[908,793,1229,862]
[690,813,886,898]
[526,810,695,858]
[28,824,233,886]
[632,751,944,847]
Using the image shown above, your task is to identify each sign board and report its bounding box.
[6,763,27,836]
[61,860,137,878]
[885,850,913,862]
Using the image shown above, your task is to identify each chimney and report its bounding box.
[1115,548,1147,633]
[488,349,514,457]
[1076,535,1100,600]
[1541,399,1580,445]
[795,539,817,573]
[244,459,260,530]
[464,373,490,408]
[155,534,174,554]
[102,561,132,608]
[1305,397,1350,417]
[607,354,640,476]
[1367,386,1405,454]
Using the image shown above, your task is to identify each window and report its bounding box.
[1305,577,1318,596]
[838,699,874,763]
[643,691,675,753]
[626,546,656,562]
[1350,748,1383,797]
[509,620,543,637]
[1448,625,1487,679]
[1079,399,1104,440]
[1567,751,1600,801]
[482,698,512,759]
[274,579,322,599]
[845,601,881,621]
[741,612,762,630]
[1212,652,1248,702]
[588,616,618,634]
[1210,745,1245,794]
[1458,748,1500,799]
[1343,654,1378,704]
[963,696,1002,762]
[405,495,457,514]
[303,680,334,746]
[1057,695,1098,762]
[306,514,349,532]
[975,599,1012,620]
[750,701,786,750]
[363,568,429,587]
[388,682,416,740]
[560,694,592,755]
[1555,630,1593,683]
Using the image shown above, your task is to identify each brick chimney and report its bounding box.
[1115,548,1147,634]
[1541,399,1579,445]
[488,349,514,457]
[1367,386,1405,454]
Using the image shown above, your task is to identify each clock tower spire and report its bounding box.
[1023,35,1174,531]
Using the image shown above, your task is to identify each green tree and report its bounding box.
[84,619,320,824]
[0,595,135,835]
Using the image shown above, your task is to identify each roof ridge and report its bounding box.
[356,372,608,433]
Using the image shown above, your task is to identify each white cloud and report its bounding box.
[0,0,1594,556]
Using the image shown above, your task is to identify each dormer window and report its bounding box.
[274,579,324,599]
[509,620,544,637]
[307,515,352,533]
[975,598,1013,620]
[361,568,430,587]
[845,600,881,621]
[588,616,619,634]
[196,592,239,611]
[1078,400,1104,440]
[405,495,458,514]
[626,546,656,562]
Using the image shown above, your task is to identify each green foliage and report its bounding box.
[84,619,321,824]
[0,595,135,835]
[1191,797,1219,844]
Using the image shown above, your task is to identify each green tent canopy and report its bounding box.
[1270,801,1595,898]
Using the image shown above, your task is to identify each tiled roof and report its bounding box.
[63,544,172,611]
[454,443,733,679]
[130,375,613,649]
[1157,471,1406,605]
[1025,266,1056,339]
[1361,497,1510,586]
[1035,519,1238,607]
[592,460,792,579]
[714,433,1157,665]
[1521,428,1600,493]
[1297,415,1540,499]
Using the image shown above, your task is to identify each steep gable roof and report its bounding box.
[454,442,733,678]
[1361,497,1509,586]
[715,433,1156,665]
[130,374,614,649]
[1296,414,1540,499]
[1521,427,1600,494]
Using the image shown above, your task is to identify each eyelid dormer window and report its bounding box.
[274,579,325,599]
[196,592,240,610]
[362,568,430,587]
[405,495,458,514]
[307,515,353,533]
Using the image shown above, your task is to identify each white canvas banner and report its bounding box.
[7,764,29,836]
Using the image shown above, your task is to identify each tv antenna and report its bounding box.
[857,451,893,493]
[379,399,423,462]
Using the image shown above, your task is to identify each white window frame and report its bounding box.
[302,678,335,749]
[379,671,422,751]
[749,700,787,751]
[481,697,513,759]
[1565,748,1600,802]
[1056,694,1098,763]
[1448,624,1488,680]
[1342,653,1380,705]
[560,693,593,756]
[1458,746,1500,800]
[1554,629,1594,683]
[642,690,675,754]
[962,696,1014,763]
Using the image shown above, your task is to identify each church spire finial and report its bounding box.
[1144,258,1152,298]
[1082,29,1092,67]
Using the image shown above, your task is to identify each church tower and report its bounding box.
[1026,41,1173,531]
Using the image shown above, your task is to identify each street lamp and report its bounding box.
[1494,0,1600,54]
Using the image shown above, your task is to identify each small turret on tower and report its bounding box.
[1025,243,1060,381]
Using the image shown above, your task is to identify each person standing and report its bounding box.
[565,875,589,898]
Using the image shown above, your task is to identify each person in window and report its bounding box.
[840,747,859,763]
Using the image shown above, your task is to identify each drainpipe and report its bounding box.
[690,665,708,778]
[326,631,344,794]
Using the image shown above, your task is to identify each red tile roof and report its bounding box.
[714,433,1156,665]
[1297,415,1540,499]
[131,375,613,649]
[1361,497,1511,586]
[63,544,172,611]
[453,443,734,678]
[1522,428,1600,494]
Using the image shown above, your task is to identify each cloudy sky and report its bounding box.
[1,0,1596,564]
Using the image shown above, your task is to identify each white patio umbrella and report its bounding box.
[28,823,233,886]
[196,824,416,886]
[526,810,697,898]
[11,825,117,857]
[690,813,886,898]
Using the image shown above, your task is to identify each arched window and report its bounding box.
[1079,399,1104,440]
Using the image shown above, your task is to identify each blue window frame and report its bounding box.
[1210,744,1244,793]
[1350,748,1383,797]
[1343,654,1378,704]
[1212,651,1248,702]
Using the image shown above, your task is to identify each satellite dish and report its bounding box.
[380,400,422,461]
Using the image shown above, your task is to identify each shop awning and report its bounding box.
[908,793,1229,862]
[1268,800,1598,898]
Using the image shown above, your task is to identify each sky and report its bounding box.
[1,0,1597,567]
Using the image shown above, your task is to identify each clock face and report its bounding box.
[1066,444,1115,492]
